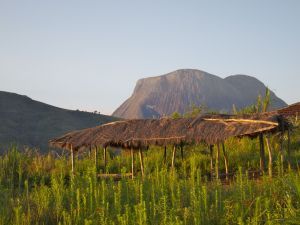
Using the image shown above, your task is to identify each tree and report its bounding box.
[171,112,181,119]
[262,87,271,112]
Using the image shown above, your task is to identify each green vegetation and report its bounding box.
[0,123,299,225]
[233,88,272,115]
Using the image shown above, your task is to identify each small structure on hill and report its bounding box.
[49,103,300,179]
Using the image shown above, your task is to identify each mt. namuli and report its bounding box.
[112,69,287,119]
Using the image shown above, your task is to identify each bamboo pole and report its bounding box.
[103,147,107,173]
[71,145,74,174]
[265,137,273,177]
[171,146,177,169]
[203,118,278,126]
[210,145,214,178]
[259,133,266,173]
[131,148,134,179]
[222,143,229,180]
[216,144,220,179]
[139,149,145,177]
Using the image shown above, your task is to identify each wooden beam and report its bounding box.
[216,144,220,179]
[265,136,273,177]
[171,146,177,169]
[222,143,229,180]
[203,118,278,126]
[139,149,144,177]
[131,148,134,179]
[209,145,214,178]
[259,133,266,173]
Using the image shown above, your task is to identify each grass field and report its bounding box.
[0,125,299,225]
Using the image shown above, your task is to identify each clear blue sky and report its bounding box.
[0,0,299,115]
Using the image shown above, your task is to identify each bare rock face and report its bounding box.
[112,69,287,119]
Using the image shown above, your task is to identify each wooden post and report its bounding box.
[210,145,214,178]
[280,131,284,173]
[103,147,107,173]
[171,146,177,169]
[89,146,92,159]
[139,149,144,177]
[265,137,273,177]
[71,145,74,174]
[216,144,220,179]
[131,148,134,179]
[280,125,285,173]
[259,133,266,173]
[287,127,291,169]
[222,143,229,180]
[95,147,98,172]
[180,145,184,161]
[164,146,167,164]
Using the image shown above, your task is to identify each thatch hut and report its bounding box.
[49,110,290,178]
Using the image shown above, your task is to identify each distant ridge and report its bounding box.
[112,69,287,119]
[0,91,117,153]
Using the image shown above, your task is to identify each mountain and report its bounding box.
[0,91,117,153]
[112,69,287,119]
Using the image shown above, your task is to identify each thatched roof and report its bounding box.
[277,102,300,118]
[49,112,284,151]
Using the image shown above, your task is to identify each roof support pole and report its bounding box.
[139,148,144,177]
[216,144,220,179]
[171,145,177,169]
[95,147,98,173]
[280,130,284,173]
[259,133,266,173]
[89,146,92,159]
[222,143,229,180]
[287,127,291,170]
[265,136,273,177]
[103,147,107,173]
[209,145,214,179]
[163,146,167,165]
[180,145,184,161]
[131,148,134,179]
[280,123,285,174]
[71,145,74,174]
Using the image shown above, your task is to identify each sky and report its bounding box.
[0,0,299,115]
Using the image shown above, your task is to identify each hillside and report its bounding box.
[0,91,118,152]
[113,69,287,119]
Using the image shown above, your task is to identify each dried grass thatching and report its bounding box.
[49,112,285,151]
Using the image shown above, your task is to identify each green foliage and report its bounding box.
[234,87,272,114]
[262,87,271,112]
[184,104,204,118]
[171,112,182,119]
[0,125,299,224]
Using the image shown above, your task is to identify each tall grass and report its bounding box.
[0,127,299,224]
